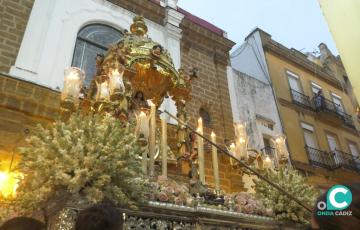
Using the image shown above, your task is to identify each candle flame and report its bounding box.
[265,156,271,162]
[211,131,216,137]
[230,143,236,148]
[198,117,202,123]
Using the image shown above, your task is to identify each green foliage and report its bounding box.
[9,113,149,216]
[254,168,319,224]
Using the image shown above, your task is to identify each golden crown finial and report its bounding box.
[130,15,148,36]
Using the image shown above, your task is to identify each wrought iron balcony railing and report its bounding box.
[337,110,356,129]
[290,89,312,109]
[332,149,359,172]
[305,146,335,169]
[312,95,356,129]
[305,146,360,173]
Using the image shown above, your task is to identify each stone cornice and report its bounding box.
[263,40,343,90]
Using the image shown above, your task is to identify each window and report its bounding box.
[326,133,339,151]
[72,24,123,85]
[348,142,359,161]
[287,71,302,92]
[199,108,212,127]
[287,71,309,106]
[311,82,322,96]
[331,93,345,113]
[301,123,318,149]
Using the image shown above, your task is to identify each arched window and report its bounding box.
[72,24,123,85]
[199,107,212,127]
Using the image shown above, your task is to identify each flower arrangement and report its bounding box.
[225,192,274,216]
[149,176,195,207]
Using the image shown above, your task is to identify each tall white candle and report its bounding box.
[211,132,220,191]
[149,100,156,177]
[161,119,167,178]
[197,118,205,185]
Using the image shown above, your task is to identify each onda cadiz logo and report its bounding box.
[317,185,353,216]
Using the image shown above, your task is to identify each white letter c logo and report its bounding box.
[329,187,348,209]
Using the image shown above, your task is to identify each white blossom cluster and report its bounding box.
[254,168,319,224]
[6,113,148,217]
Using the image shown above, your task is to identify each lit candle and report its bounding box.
[197,117,205,185]
[211,132,220,191]
[148,100,156,177]
[109,68,125,95]
[161,119,167,178]
[263,156,272,169]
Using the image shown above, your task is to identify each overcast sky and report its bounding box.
[177,0,338,55]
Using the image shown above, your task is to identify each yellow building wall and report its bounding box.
[264,51,360,165]
[318,0,360,104]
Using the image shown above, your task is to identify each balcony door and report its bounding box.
[331,94,345,114]
[326,134,340,165]
[348,142,360,170]
[287,71,307,105]
[302,123,322,166]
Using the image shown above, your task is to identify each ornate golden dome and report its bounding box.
[98,15,187,105]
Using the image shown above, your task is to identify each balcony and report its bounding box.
[305,146,360,173]
[290,89,313,109]
[332,149,359,172]
[312,95,355,129]
[305,146,335,169]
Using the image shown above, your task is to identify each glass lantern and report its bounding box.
[272,135,289,165]
[109,67,125,97]
[234,122,248,161]
[61,67,85,106]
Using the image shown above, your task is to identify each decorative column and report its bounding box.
[164,2,184,70]
[149,101,156,177]
[161,118,168,178]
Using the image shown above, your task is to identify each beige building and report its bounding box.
[232,28,360,189]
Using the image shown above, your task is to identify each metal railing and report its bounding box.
[305,146,360,173]
[332,149,359,172]
[337,111,355,129]
[290,89,312,109]
[305,146,335,169]
[312,95,355,129]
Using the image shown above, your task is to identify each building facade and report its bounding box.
[232,28,360,189]
[227,68,284,158]
[0,0,241,192]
